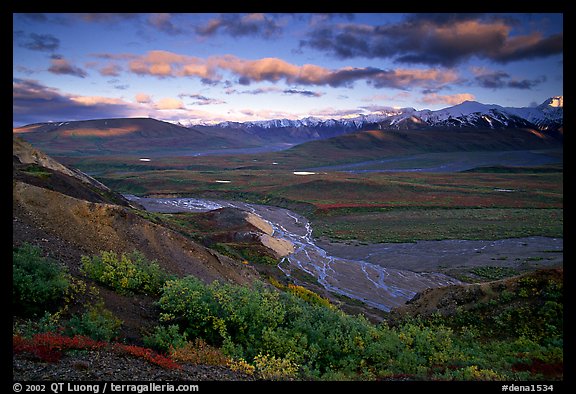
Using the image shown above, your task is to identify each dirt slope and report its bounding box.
[13,181,257,284]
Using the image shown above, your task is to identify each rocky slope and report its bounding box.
[12,136,262,341]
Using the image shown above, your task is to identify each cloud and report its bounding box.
[155,97,185,110]
[179,93,226,106]
[300,15,562,66]
[69,96,128,106]
[135,93,152,104]
[13,78,138,126]
[494,33,563,63]
[98,63,123,77]
[118,50,459,91]
[472,67,547,89]
[13,79,238,126]
[419,92,476,106]
[74,13,141,24]
[48,55,88,78]
[282,89,324,97]
[196,13,282,39]
[147,13,184,35]
[128,50,209,78]
[225,86,324,98]
[15,31,60,52]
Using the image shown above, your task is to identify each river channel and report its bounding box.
[124,195,562,312]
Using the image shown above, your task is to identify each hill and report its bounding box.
[12,137,563,381]
[13,117,262,157]
[273,127,563,168]
[13,97,563,160]
[13,137,260,337]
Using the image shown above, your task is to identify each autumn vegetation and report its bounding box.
[13,243,563,380]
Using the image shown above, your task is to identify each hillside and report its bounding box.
[13,137,261,339]
[12,137,563,381]
[277,127,563,168]
[13,117,262,157]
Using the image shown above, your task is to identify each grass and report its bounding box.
[311,207,563,243]
[66,152,562,244]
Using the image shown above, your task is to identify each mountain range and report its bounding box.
[13,97,563,157]
[211,96,563,132]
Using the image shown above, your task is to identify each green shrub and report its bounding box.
[143,325,188,353]
[158,276,400,378]
[13,243,70,317]
[81,250,173,295]
[156,273,563,380]
[64,302,122,342]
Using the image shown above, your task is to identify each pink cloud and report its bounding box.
[135,93,152,104]
[155,97,185,110]
[420,93,476,106]
[48,56,88,78]
[119,50,463,90]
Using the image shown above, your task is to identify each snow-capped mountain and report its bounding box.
[207,97,563,136]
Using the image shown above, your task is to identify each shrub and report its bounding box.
[157,276,393,378]
[13,243,70,316]
[81,250,173,295]
[13,332,106,363]
[143,325,188,353]
[114,344,181,370]
[253,353,299,380]
[156,273,563,380]
[170,338,230,366]
[64,302,122,342]
[228,358,255,375]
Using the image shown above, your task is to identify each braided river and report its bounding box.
[125,195,563,312]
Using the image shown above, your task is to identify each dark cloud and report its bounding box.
[507,76,546,89]
[179,93,226,105]
[76,13,140,23]
[226,86,323,97]
[15,31,60,52]
[196,13,282,39]
[491,33,563,63]
[474,71,511,89]
[17,13,49,22]
[282,89,324,97]
[48,55,88,78]
[300,15,562,66]
[147,13,184,35]
[13,79,133,126]
[404,13,485,25]
[475,71,546,89]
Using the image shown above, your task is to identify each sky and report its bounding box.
[12,12,563,127]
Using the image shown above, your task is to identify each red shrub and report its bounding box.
[14,333,106,363]
[13,333,180,370]
[114,344,181,370]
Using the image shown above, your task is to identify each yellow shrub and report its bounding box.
[253,353,299,380]
[228,358,255,375]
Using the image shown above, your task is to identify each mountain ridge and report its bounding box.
[206,96,563,132]
[13,97,563,158]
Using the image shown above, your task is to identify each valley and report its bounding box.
[12,100,564,380]
[123,194,562,313]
